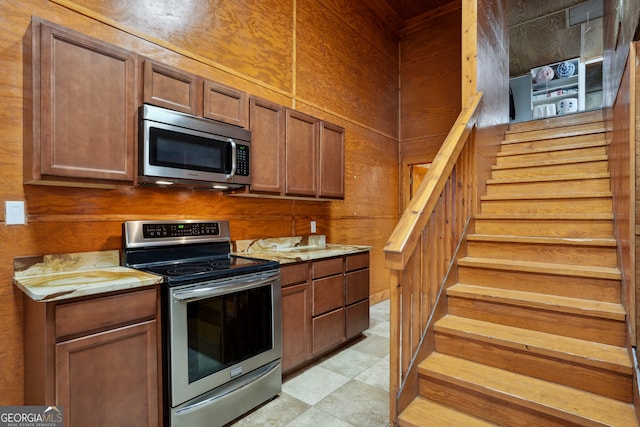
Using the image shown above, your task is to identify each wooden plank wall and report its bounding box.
[399,2,462,210]
[470,0,510,203]
[608,42,635,349]
[0,0,399,404]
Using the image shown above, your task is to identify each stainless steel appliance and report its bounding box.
[139,104,251,190]
[122,220,281,427]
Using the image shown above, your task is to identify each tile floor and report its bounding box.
[230,299,390,427]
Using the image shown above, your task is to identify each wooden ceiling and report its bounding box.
[362,0,457,34]
[384,0,455,21]
[367,0,602,78]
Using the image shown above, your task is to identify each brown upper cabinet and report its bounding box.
[26,18,138,187]
[248,97,286,194]
[143,60,202,116]
[203,80,248,127]
[247,102,344,200]
[285,110,319,197]
[143,59,248,128]
[319,122,345,199]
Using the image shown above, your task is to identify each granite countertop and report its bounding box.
[13,250,163,302]
[233,235,372,264]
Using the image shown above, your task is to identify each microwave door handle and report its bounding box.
[226,138,237,179]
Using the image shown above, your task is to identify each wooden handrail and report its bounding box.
[385,92,483,423]
[384,92,482,270]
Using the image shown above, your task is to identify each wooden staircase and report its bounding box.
[398,111,638,426]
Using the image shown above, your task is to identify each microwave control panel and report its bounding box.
[236,145,249,176]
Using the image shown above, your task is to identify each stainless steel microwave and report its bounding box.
[139,104,251,190]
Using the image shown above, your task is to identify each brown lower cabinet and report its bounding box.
[280,252,370,375]
[23,287,161,427]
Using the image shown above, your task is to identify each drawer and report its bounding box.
[56,287,157,339]
[280,262,309,287]
[346,252,369,272]
[345,269,369,305]
[346,299,369,339]
[312,257,343,279]
[313,308,345,354]
[312,275,344,316]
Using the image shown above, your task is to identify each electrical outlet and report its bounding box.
[5,201,26,225]
[310,221,316,233]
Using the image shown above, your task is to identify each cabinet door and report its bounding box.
[56,320,159,427]
[313,308,345,355]
[203,80,247,127]
[143,60,201,116]
[248,97,285,194]
[34,20,137,183]
[285,110,318,197]
[281,282,312,374]
[312,275,344,316]
[345,269,369,305]
[346,299,369,339]
[319,122,345,199]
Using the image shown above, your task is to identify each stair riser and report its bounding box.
[491,161,609,179]
[486,178,610,197]
[457,266,621,302]
[448,297,626,346]
[505,123,606,143]
[418,377,590,427]
[480,198,612,215]
[496,146,607,166]
[474,218,613,238]
[434,333,632,402]
[507,110,604,134]
[500,134,606,154]
[466,241,617,268]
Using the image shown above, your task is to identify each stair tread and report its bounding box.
[475,213,613,220]
[448,283,626,320]
[504,124,606,144]
[492,154,608,170]
[487,172,610,184]
[399,396,499,427]
[435,315,632,373]
[467,234,616,246]
[419,353,638,427]
[497,139,607,156]
[457,256,621,280]
[481,191,612,201]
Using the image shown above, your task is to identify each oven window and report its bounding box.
[186,285,273,383]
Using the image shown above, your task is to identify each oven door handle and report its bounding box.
[172,274,276,302]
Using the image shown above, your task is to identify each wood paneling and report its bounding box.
[400,4,461,165]
[608,44,634,350]
[469,0,510,212]
[0,0,399,405]
[67,0,294,92]
[296,0,398,137]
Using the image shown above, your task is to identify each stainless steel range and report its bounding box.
[122,220,282,427]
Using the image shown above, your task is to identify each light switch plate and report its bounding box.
[310,221,316,233]
[5,201,26,225]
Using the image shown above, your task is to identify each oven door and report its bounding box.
[168,270,282,407]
